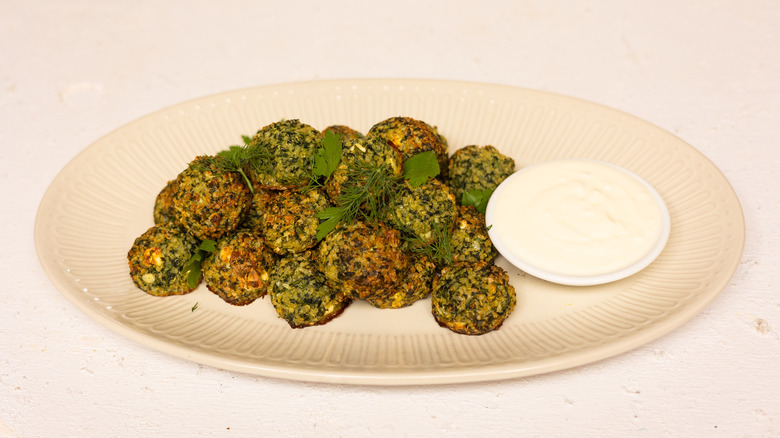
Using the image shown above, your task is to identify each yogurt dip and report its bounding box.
[485,159,670,286]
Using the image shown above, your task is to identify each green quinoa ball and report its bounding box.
[323,125,364,141]
[202,229,277,306]
[431,261,516,335]
[316,221,408,301]
[240,187,274,231]
[450,205,498,264]
[153,179,178,225]
[364,252,437,309]
[127,223,200,297]
[324,135,403,202]
[261,188,330,255]
[367,116,449,178]
[172,156,252,241]
[270,251,351,328]
[247,119,322,189]
[383,178,458,245]
[446,145,516,202]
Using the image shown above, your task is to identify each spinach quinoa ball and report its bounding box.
[172,155,253,241]
[382,178,458,245]
[323,125,364,141]
[260,188,330,255]
[446,145,516,203]
[127,223,200,296]
[270,251,351,328]
[316,221,409,301]
[153,179,178,225]
[247,119,322,189]
[364,252,437,309]
[431,261,516,335]
[201,229,277,306]
[324,135,403,202]
[240,186,274,231]
[367,116,449,178]
[450,205,498,264]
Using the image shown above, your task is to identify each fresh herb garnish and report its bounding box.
[315,150,443,240]
[315,161,397,240]
[402,150,440,188]
[404,222,454,265]
[181,239,217,289]
[461,188,494,214]
[312,130,342,180]
[192,135,270,194]
[191,302,199,312]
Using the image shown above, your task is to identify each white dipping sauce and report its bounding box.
[485,159,670,285]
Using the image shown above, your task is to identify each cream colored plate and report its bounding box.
[35,79,745,385]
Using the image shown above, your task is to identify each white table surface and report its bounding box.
[2,1,779,436]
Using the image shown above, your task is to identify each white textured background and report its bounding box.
[2,1,778,437]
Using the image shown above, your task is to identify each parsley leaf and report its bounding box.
[402,151,440,187]
[181,239,217,289]
[312,130,342,179]
[461,188,494,214]
[315,208,343,240]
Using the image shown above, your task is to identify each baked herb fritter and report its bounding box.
[247,119,322,189]
[364,252,436,309]
[446,145,515,202]
[450,205,498,263]
[324,135,403,202]
[383,178,458,244]
[432,261,516,335]
[367,116,449,178]
[172,155,253,241]
[316,220,408,301]
[240,186,274,231]
[202,229,276,306]
[127,223,200,296]
[261,188,330,255]
[270,251,351,328]
[153,179,178,225]
[323,125,364,141]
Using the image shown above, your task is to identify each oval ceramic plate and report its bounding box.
[35,79,745,385]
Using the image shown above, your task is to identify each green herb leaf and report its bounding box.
[199,239,217,252]
[181,239,217,289]
[461,188,494,214]
[191,302,199,312]
[241,134,252,145]
[315,208,343,240]
[402,151,440,187]
[312,131,342,179]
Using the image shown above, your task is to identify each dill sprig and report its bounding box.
[192,136,270,194]
[315,161,399,240]
[314,150,441,240]
[403,222,454,266]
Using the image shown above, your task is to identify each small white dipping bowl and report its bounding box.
[485,158,670,286]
